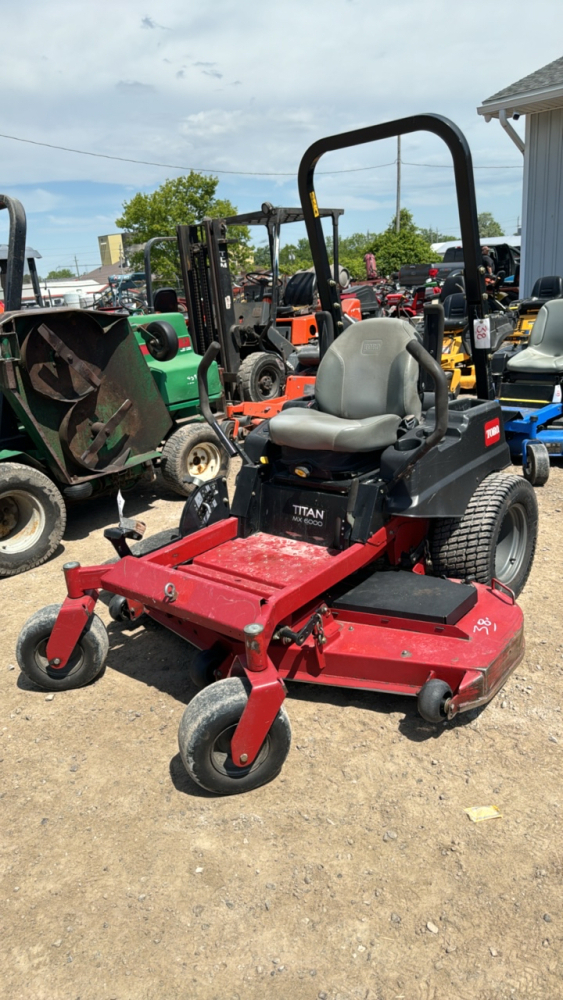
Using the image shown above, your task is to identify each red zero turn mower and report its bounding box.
[16,115,538,794]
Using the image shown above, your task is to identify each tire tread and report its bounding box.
[431,473,538,596]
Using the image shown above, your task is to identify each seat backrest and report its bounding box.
[439,271,465,302]
[315,318,421,420]
[526,299,563,355]
[530,275,563,300]
[153,287,178,313]
[442,292,467,322]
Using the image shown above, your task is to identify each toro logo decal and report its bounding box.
[484,418,501,447]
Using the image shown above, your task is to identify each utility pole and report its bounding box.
[395,136,401,233]
[74,255,80,277]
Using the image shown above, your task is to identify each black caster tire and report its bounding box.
[188,644,228,690]
[523,441,550,486]
[16,604,109,691]
[108,594,135,622]
[238,352,286,402]
[417,679,453,724]
[160,424,230,495]
[178,676,291,795]
[431,473,538,597]
[144,320,179,362]
[0,463,66,578]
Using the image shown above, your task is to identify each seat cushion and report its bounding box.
[508,300,563,373]
[507,347,563,373]
[269,408,401,452]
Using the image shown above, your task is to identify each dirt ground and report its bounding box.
[2,461,563,1000]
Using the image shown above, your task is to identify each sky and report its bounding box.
[0,0,559,276]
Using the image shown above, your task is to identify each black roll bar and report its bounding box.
[0,194,27,312]
[298,114,492,400]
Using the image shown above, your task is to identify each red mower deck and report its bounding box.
[43,516,524,772]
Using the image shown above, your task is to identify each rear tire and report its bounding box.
[160,424,229,495]
[523,441,550,486]
[16,604,108,691]
[238,352,286,402]
[430,473,538,597]
[0,463,66,577]
[178,677,291,794]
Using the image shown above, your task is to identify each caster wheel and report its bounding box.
[178,677,291,795]
[109,594,134,622]
[188,643,228,690]
[16,604,108,691]
[417,679,453,724]
[523,441,550,486]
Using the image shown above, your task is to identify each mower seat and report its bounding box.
[442,292,467,331]
[518,275,563,314]
[439,271,465,302]
[153,287,178,313]
[507,299,563,374]
[269,318,421,452]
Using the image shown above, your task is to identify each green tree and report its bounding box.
[252,244,271,269]
[325,232,374,279]
[46,267,74,280]
[418,227,458,245]
[368,209,439,276]
[116,172,250,281]
[478,212,503,238]
[279,238,315,274]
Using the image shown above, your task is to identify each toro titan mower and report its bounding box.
[16,114,538,795]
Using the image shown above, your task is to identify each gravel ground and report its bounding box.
[1,463,562,1000]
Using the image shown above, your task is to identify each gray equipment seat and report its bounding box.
[507,299,563,374]
[269,318,421,452]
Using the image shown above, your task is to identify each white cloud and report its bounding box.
[0,0,554,246]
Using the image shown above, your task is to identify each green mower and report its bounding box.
[0,195,229,577]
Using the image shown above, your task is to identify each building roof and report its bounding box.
[478,55,563,119]
[79,262,132,283]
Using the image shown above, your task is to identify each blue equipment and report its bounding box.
[498,298,563,485]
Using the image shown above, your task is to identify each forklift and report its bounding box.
[174,203,363,403]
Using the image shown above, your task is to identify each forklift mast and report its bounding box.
[177,218,240,390]
[175,204,345,394]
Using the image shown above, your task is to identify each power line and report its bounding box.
[0,131,524,177]
[403,160,523,170]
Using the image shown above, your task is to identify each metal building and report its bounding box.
[478,57,563,296]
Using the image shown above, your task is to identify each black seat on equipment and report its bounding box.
[519,275,563,314]
[439,271,465,303]
[442,292,467,330]
[153,287,178,313]
[531,275,563,299]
